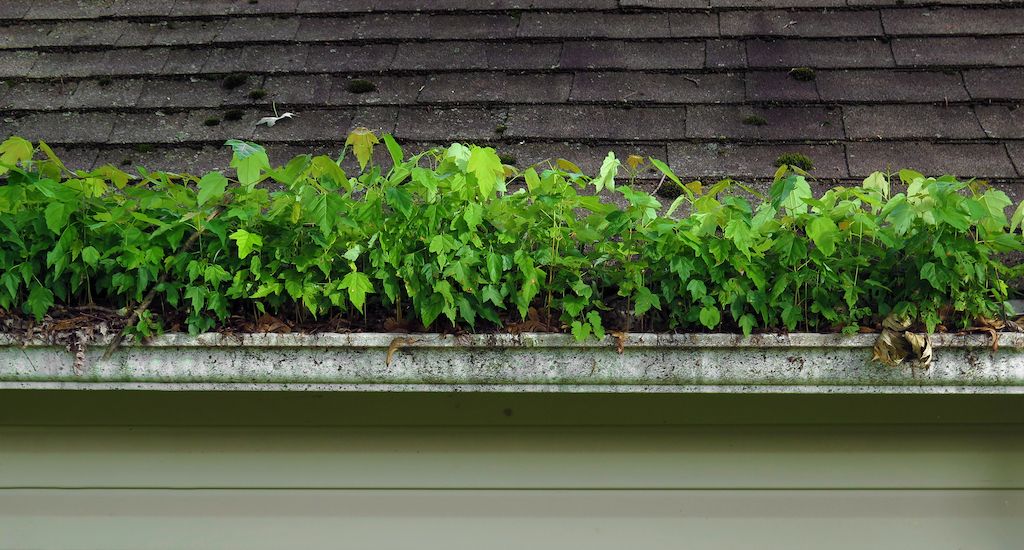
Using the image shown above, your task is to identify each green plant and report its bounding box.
[203,117,221,127]
[248,89,267,100]
[774,152,814,171]
[1,134,1021,341]
[224,109,245,122]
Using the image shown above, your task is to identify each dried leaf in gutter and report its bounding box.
[871,328,912,366]
[386,336,418,367]
[903,332,933,370]
[872,314,933,369]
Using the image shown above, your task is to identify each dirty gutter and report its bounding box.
[0,333,1021,393]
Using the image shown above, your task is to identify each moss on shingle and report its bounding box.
[345,79,377,94]
[789,67,816,82]
[222,73,248,90]
[774,152,814,171]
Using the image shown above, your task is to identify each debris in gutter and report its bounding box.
[871,314,932,370]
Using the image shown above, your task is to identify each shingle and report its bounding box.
[395,107,505,141]
[721,10,883,37]
[152,20,226,46]
[306,44,396,72]
[519,12,673,38]
[0,23,53,49]
[137,78,258,108]
[844,105,984,139]
[24,0,117,20]
[669,142,848,178]
[252,107,396,141]
[817,70,969,102]
[505,105,687,140]
[7,112,115,143]
[745,71,818,101]
[712,0,847,6]
[893,37,1024,67]
[44,20,127,46]
[204,44,310,73]
[963,68,1024,100]
[68,79,146,109]
[262,74,334,104]
[419,73,572,104]
[686,105,842,140]
[561,41,705,70]
[327,75,425,105]
[570,72,745,103]
[881,7,1024,36]
[215,16,301,43]
[705,40,746,68]
[0,50,35,77]
[846,142,1017,178]
[975,105,1024,139]
[747,39,894,68]
[393,42,558,70]
[0,81,78,111]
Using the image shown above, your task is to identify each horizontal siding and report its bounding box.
[2,425,1023,490]
[1,489,1022,550]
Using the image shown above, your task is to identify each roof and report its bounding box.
[1,0,1022,189]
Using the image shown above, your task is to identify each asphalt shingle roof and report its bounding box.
[1,0,1023,191]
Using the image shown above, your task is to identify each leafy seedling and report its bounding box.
[203,117,221,127]
[224,109,245,122]
[248,89,267,100]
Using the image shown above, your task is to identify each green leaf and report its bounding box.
[81,246,100,267]
[26,284,54,321]
[0,136,33,175]
[738,314,756,336]
[686,280,707,301]
[724,218,754,257]
[467,146,504,199]
[770,174,811,214]
[633,286,661,316]
[463,202,483,230]
[345,128,379,171]
[225,140,270,187]
[862,172,889,199]
[594,152,620,193]
[898,169,924,185]
[340,270,373,312]
[648,157,682,188]
[806,215,840,256]
[486,254,503,283]
[44,202,71,234]
[343,245,362,262]
[587,311,605,340]
[229,229,263,259]
[382,134,403,167]
[570,320,592,341]
[699,306,721,329]
[1012,200,1024,232]
[313,155,351,191]
[197,171,228,206]
[920,262,943,290]
[385,186,413,218]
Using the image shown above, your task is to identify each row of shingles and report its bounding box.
[9,7,1024,52]
[4,0,1018,20]
[4,4,1019,178]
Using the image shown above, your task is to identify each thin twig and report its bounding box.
[101,207,223,361]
